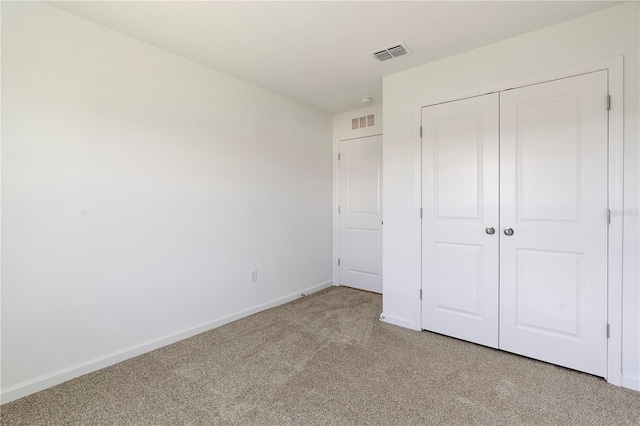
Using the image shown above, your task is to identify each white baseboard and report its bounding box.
[379,313,421,331]
[621,375,640,391]
[1,280,333,404]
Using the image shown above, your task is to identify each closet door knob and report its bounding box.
[485,227,495,235]
[504,228,514,236]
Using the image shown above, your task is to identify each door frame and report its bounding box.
[335,134,383,291]
[414,56,624,385]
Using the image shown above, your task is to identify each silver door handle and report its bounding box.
[504,228,514,236]
[485,227,495,235]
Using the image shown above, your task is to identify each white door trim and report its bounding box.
[413,56,624,386]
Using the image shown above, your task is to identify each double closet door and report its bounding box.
[421,71,609,377]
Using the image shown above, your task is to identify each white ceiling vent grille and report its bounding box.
[352,114,376,130]
[371,42,411,62]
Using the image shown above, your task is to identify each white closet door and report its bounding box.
[499,71,609,377]
[339,135,383,293]
[421,94,499,348]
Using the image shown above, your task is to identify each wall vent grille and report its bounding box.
[371,42,411,61]
[352,114,376,130]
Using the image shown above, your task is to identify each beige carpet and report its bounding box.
[2,286,639,425]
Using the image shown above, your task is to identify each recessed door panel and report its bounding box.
[516,249,582,337]
[339,135,383,293]
[348,146,380,214]
[349,228,380,275]
[518,97,580,222]
[434,243,483,318]
[500,71,608,377]
[435,114,481,219]
[422,94,499,348]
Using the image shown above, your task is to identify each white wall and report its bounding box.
[332,105,383,286]
[1,2,332,402]
[382,2,640,390]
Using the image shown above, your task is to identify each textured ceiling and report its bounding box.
[48,1,621,114]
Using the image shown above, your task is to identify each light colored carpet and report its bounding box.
[2,286,639,425]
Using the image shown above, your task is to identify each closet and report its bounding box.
[421,71,609,377]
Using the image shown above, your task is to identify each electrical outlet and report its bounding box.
[250,270,258,283]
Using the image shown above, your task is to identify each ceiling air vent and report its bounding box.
[371,42,411,62]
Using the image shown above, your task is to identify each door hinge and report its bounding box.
[420,207,423,219]
[607,209,611,224]
[419,289,423,300]
[607,323,610,338]
[607,95,611,111]
[338,153,341,160]
[338,258,341,266]
[420,126,423,137]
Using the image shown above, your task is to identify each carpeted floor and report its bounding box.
[2,286,639,425]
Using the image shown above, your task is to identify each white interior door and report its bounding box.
[339,135,383,293]
[421,94,499,348]
[499,71,609,377]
